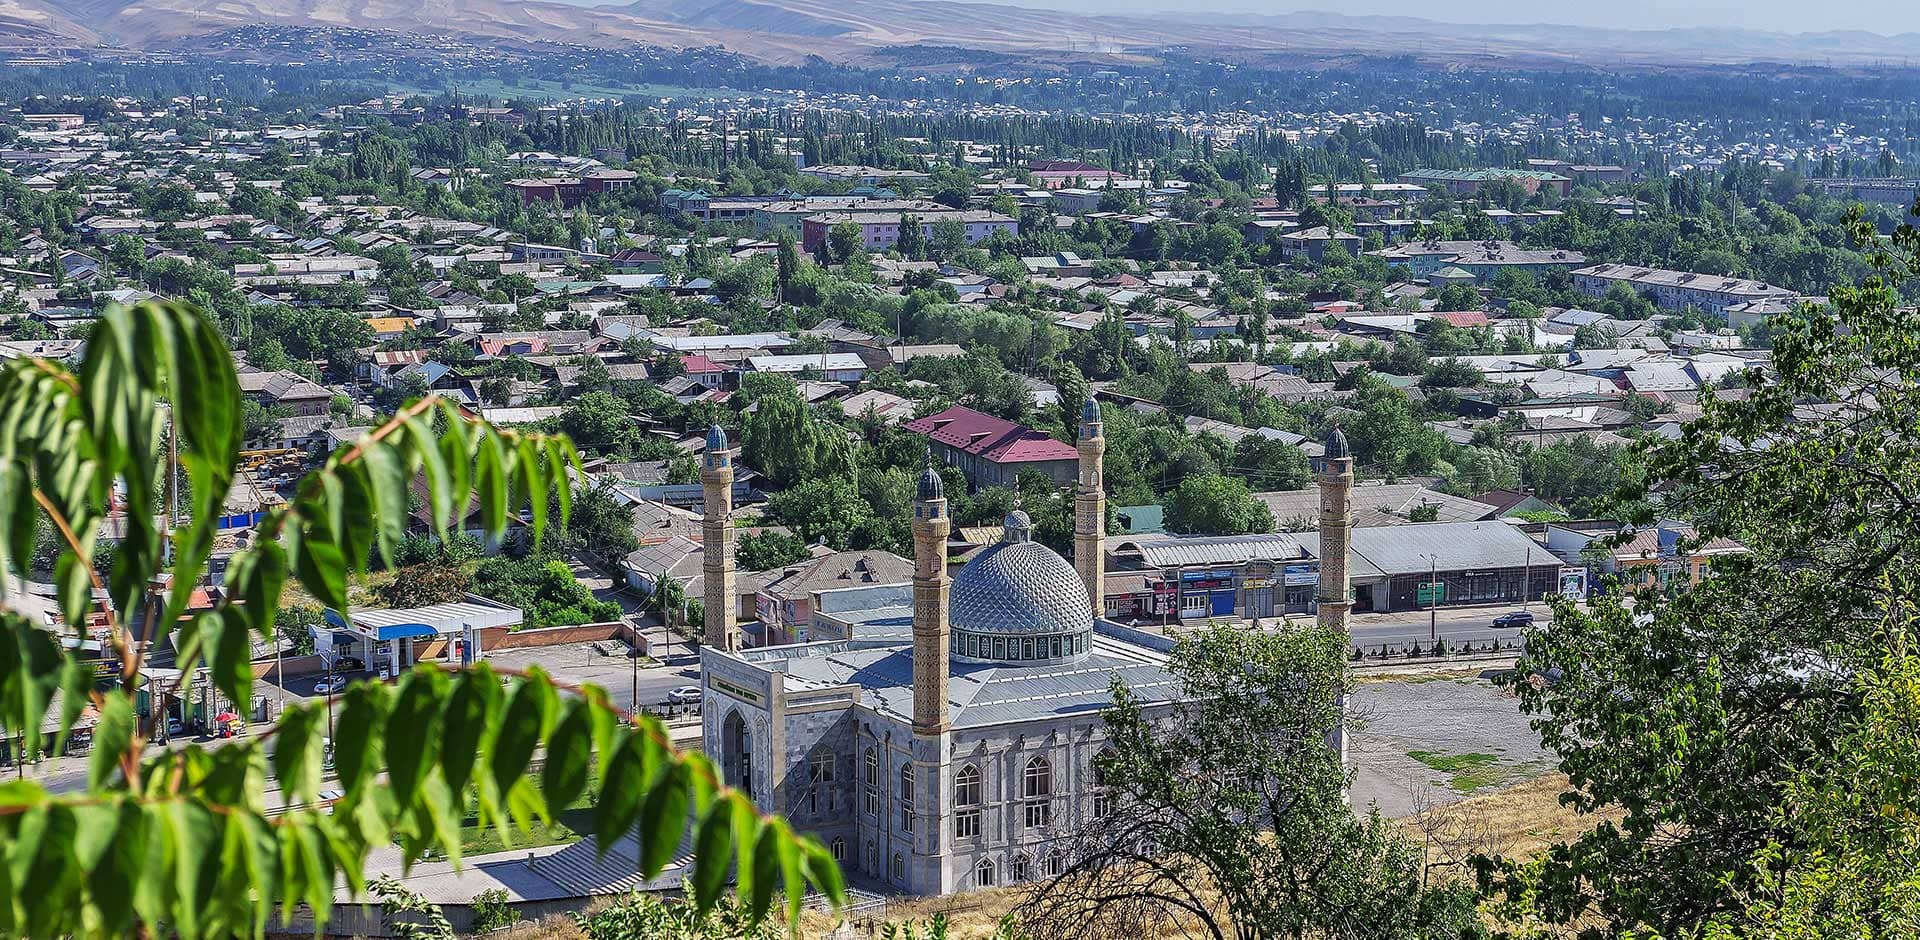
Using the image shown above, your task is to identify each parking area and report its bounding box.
[481,642,703,716]
[1348,672,1553,818]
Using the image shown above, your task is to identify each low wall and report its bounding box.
[251,654,326,679]
[482,621,634,651]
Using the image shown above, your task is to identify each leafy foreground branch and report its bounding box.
[0,301,842,938]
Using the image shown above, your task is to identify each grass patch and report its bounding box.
[457,802,596,857]
[1407,750,1516,792]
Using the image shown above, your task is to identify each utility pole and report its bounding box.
[1428,554,1438,641]
[1524,543,1534,611]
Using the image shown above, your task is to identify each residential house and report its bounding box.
[905,404,1080,488]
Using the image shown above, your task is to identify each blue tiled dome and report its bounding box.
[706,424,727,452]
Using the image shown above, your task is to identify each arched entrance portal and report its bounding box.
[722,710,753,797]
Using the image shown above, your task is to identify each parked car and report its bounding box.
[313,676,348,695]
[667,686,702,705]
[1492,611,1536,629]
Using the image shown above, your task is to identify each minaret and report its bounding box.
[909,456,954,893]
[701,424,737,651]
[910,457,951,735]
[1318,426,1355,773]
[1074,396,1106,616]
[1317,426,1354,632]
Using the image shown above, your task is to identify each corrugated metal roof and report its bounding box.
[1111,533,1308,568]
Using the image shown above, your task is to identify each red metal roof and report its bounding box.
[681,354,732,373]
[1438,311,1491,327]
[905,405,1078,465]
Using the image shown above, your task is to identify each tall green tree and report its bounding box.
[1484,211,1920,936]
[1163,471,1275,535]
[1019,624,1483,940]
[0,302,841,938]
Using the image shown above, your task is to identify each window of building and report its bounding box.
[975,857,996,888]
[1024,756,1052,829]
[955,764,982,839]
[891,853,906,883]
[863,747,879,817]
[1092,747,1115,820]
[1011,855,1030,882]
[866,840,877,875]
[830,837,846,862]
[1044,850,1066,878]
[900,763,915,833]
[1180,592,1208,614]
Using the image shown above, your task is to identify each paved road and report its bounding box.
[1348,605,1550,652]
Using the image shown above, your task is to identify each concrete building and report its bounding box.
[800,210,1016,254]
[503,170,638,208]
[1570,263,1795,316]
[1368,239,1586,281]
[1398,168,1572,197]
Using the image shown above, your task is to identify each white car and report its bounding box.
[313,676,348,695]
[667,686,702,705]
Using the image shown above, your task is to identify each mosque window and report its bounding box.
[1044,850,1066,878]
[975,857,997,888]
[900,763,915,833]
[1024,756,1053,828]
[1011,855,1030,882]
[891,853,906,883]
[863,747,879,817]
[955,764,982,838]
[1093,747,1116,819]
[830,837,846,862]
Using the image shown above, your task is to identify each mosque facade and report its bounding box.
[697,401,1354,894]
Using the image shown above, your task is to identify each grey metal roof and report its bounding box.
[1111,533,1308,568]
[1295,520,1543,578]
[950,539,1093,638]
[757,627,1177,730]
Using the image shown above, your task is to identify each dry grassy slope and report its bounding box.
[0,0,101,46]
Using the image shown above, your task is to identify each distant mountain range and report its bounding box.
[9,0,1920,69]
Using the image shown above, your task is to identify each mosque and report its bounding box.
[696,400,1356,894]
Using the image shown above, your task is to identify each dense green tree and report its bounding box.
[1163,471,1274,535]
[1485,211,1920,936]
[736,531,812,572]
[1019,624,1484,940]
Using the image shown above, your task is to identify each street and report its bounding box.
[1346,603,1551,652]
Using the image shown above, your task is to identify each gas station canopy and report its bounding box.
[325,597,523,641]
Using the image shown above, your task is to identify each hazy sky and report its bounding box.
[1031,0,1920,35]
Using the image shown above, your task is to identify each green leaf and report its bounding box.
[543,700,593,818]
[384,667,447,807]
[292,524,349,613]
[731,791,763,914]
[746,810,781,923]
[332,683,388,793]
[802,837,846,909]
[273,706,325,805]
[440,667,498,797]
[637,759,692,880]
[407,412,453,539]
[774,818,807,925]
[476,429,510,543]
[690,798,736,914]
[488,676,549,799]
[205,607,254,711]
[591,735,647,857]
[88,691,135,791]
[360,439,409,566]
